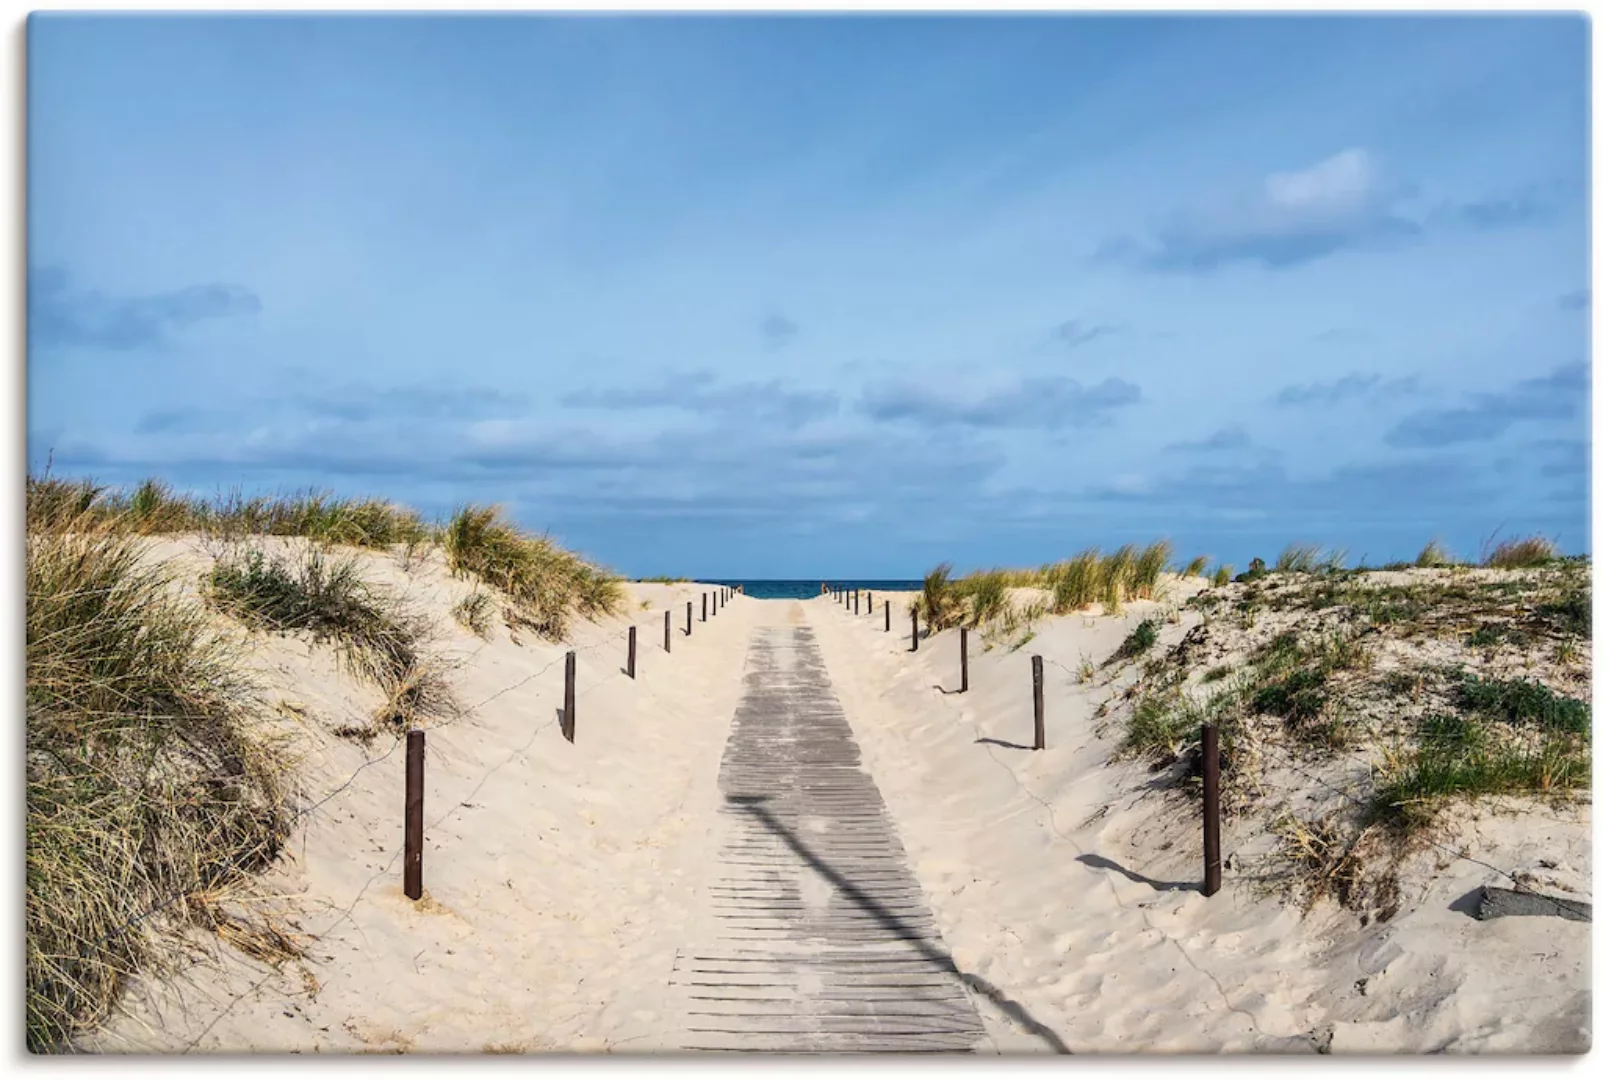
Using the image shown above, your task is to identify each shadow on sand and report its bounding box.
[1076,853,1199,893]
[727,793,1072,1053]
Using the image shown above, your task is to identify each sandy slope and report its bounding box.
[79,551,1588,1054]
[85,538,752,1053]
[806,586,1590,1054]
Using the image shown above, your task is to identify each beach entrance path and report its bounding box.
[668,604,988,1053]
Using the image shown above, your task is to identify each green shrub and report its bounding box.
[1457,674,1589,735]
[1113,618,1160,661]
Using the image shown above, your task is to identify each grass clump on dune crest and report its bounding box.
[916,540,1181,634]
[1484,535,1558,569]
[31,473,433,551]
[444,505,624,640]
[26,510,291,1051]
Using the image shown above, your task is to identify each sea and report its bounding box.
[707,580,923,601]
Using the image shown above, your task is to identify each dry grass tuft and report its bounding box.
[443,505,624,641]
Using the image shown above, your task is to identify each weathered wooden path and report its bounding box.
[670,621,986,1053]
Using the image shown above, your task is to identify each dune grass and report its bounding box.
[26,510,290,1051]
[443,504,624,641]
[205,545,453,732]
[1484,535,1558,569]
[914,540,1177,634]
[30,474,432,551]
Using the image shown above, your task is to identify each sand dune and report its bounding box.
[82,553,1588,1053]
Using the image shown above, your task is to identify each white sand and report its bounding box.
[83,555,1589,1053]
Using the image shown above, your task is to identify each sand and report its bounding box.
[81,555,1590,1053]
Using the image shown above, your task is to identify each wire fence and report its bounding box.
[78,586,742,964]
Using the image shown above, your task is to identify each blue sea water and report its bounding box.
[710,580,922,601]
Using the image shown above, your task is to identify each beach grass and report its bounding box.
[26,506,291,1051]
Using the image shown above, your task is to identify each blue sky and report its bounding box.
[27,14,1591,578]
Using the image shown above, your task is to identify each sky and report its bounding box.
[26,13,1592,578]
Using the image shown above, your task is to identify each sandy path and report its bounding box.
[666,602,989,1053]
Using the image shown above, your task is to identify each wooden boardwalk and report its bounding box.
[671,624,986,1053]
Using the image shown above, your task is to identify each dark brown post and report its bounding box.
[1203,724,1222,896]
[854,589,860,615]
[712,591,718,616]
[563,650,576,743]
[627,626,637,679]
[686,600,693,636]
[960,627,969,693]
[1032,655,1045,750]
[911,606,919,652]
[884,601,891,632]
[403,729,424,900]
[868,591,873,613]
[664,610,671,653]
[702,593,707,622]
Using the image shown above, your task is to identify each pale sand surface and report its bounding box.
[84,549,1588,1053]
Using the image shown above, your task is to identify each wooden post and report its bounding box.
[627,625,637,679]
[686,600,693,636]
[911,606,919,652]
[664,610,671,653]
[868,591,873,614]
[563,650,576,743]
[960,626,969,693]
[1203,724,1222,897]
[702,593,707,622]
[884,601,891,632]
[1032,655,1045,750]
[403,729,424,900]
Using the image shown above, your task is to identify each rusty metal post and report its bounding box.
[911,606,919,652]
[1203,724,1222,896]
[563,650,576,743]
[403,729,424,900]
[1032,655,1045,750]
[664,609,671,653]
[960,626,969,693]
[627,625,637,679]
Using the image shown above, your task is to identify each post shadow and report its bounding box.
[974,736,1034,752]
[1075,852,1199,893]
[726,793,1072,1054]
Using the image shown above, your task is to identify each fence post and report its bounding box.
[627,626,637,679]
[854,589,859,614]
[686,600,693,636]
[702,593,707,622]
[563,650,576,743]
[911,606,919,652]
[1032,655,1045,750]
[1203,724,1222,897]
[868,591,873,614]
[960,626,969,693]
[884,601,891,632]
[403,728,424,900]
[664,610,671,654]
